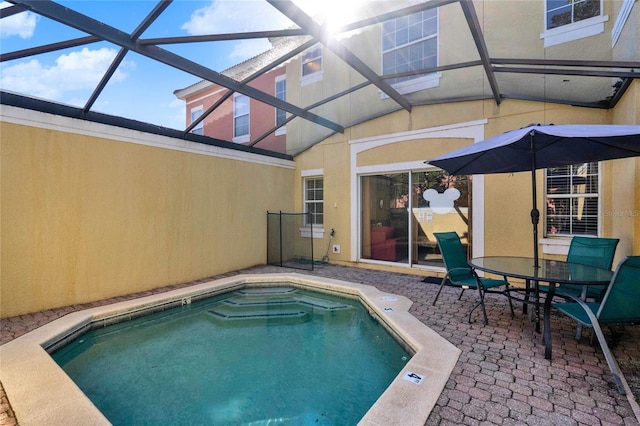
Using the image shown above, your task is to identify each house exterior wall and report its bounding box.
[292,92,639,274]
[0,106,295,318]
[286,0,639,275]
[181,67,287,154]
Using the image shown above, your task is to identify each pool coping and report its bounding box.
[0,273,461,426]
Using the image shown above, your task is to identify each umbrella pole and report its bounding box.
[530,132,540,268]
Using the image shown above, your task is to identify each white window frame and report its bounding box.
[190,106,203,135]
[611,0,634,46]
[300,45,323,86]
[380,8,441,97]
[301,170,324,238]
[541,162,601,255]
[233,93,250,144]
[275,74,287,136]
[540,0,607,47]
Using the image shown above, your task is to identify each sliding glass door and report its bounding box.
[361,170,471,268]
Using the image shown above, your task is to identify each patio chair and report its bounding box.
[552,256,640,394]
[538,236,619,338]
[556,236,620,300]
[432,232,514,325]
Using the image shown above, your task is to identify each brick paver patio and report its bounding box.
[2,263,639,425]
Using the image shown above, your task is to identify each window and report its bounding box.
[541,0,606,47]
[301,45,322,85]
[233,94,249,142]
[304,177,323,226]
[545,162,599,236]
[275,75,286,135]
[546,0,601,30]
[190,106,203,135]
[382,9,439,93]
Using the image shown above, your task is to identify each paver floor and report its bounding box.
[2,263,639,425]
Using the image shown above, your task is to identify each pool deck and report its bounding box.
[2,263,640,425]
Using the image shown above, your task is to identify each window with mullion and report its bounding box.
[275,77,286,127]
[190,106,203,135]
[233,94,249,138]
[382,9,438,86]
[546,0,601,30]
[301,45,322,77]
[304,177,324,226]
[545,162,599,236]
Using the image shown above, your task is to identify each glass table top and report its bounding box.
[470,256,613,285]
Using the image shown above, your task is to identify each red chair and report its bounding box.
[370,226,400,261]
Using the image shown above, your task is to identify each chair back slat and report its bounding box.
[434,232,474,282]
[567,236,619,270]
[597,256,640,323]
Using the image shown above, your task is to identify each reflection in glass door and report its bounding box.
[361,174,409,262]
[361,170,471,268]
[411,171,471,267]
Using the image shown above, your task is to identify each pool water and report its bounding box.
[52,287,410,425]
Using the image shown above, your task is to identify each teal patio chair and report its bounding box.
[552,256,640,394]
[556,236,619,300]
[432,232,514,325]
[537,236,619,338]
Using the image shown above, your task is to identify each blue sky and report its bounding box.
[0,1,303,129]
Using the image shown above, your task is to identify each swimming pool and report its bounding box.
[0,273,461,425]
[53,286,410,424]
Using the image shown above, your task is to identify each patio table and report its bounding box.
[469,256,613,359]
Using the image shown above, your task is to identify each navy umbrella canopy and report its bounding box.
[427,124,640,266]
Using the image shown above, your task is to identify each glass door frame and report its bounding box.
[359,166,471,269]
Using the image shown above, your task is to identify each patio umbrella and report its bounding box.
[426,124,640,267]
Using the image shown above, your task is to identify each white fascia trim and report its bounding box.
[612,0,635,46]
[349,119,487,262]
[275,126,287,136]
[186,87,227,106]
[301,169,324,177]
[175,80,216,100]
[0,105,295,169]
[540,15,608,48]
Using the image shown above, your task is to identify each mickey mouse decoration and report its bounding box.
[423,188,461,214]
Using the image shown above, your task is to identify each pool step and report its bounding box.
[207,306,310,326]
[206,288,355,326]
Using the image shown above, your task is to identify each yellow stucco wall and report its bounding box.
[609,80,640,256]
[294,96,639,272]
[1,114,295,318]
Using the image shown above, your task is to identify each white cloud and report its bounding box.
[181,0,293,34]
[0,47,134,101]
[0,1,38,39]
[181,1,293,62]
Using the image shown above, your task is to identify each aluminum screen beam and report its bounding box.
[0,35,100,62]
[141,29,308,45]
[185,38,316,135]
[268,0,412,112]
[11,0,344,133]
[0,3,27,18]
[459,0,501,105]
[493,67,640,79]
[83,1,172,113]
